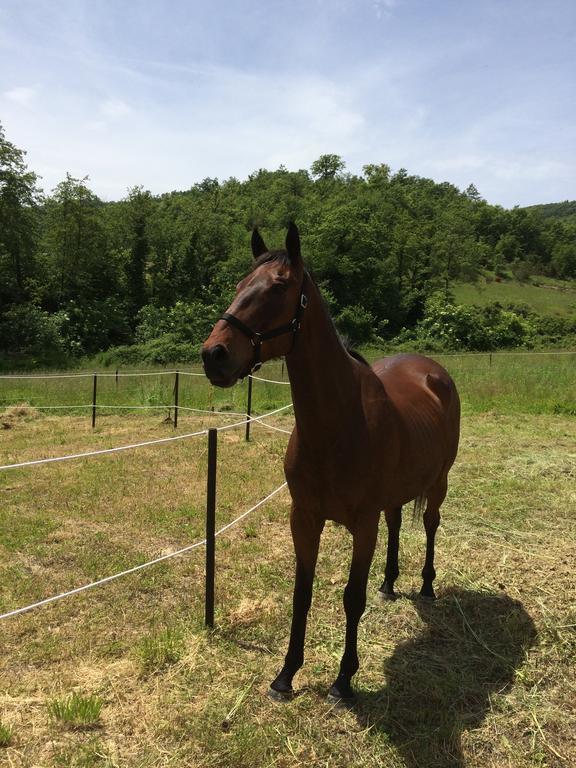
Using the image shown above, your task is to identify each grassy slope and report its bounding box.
[1,358,575,767]
[453,276,576,317]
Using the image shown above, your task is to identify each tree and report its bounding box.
[124,186,152,322]
[0,122,42,308]
[310,154,345,181]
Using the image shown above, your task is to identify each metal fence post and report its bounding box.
[245,375,253,442]
[205,428,217,628]
[91,374,98,428]
[173,370,180,429]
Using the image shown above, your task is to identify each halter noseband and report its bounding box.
[219,273,308,372]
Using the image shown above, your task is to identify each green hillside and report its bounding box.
[454,276,576,317]
[523,200,576,223]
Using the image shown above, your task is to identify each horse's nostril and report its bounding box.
[211,344,226,363]
[202,344,228,376]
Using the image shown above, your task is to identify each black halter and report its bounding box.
[220,273,308,372]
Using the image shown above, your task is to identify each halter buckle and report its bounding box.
[250,333,262,347]
[300,293,308,309]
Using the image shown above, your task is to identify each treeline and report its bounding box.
[1,124,575,367]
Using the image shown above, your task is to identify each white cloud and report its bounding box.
[4,86,37,107]
[99,98,132,119]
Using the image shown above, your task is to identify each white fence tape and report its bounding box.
[0,404,293,471]
[0,481,288,621]
[250,374,291,385]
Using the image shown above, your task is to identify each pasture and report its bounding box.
[0,353,575,767]
[453,277,576,318]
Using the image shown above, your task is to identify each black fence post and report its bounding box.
[205,428,217,628]
[91,374,98,429]
[174,370,180,429]
[115,368,119,388]
[245,375,253,442]
[489,352,493,367]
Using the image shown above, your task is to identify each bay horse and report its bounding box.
[202,223,460,703]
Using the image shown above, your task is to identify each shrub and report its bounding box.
[335,304,376,346]
[97,334,201,367]
[409,296,536,351]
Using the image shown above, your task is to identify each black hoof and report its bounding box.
[419,587,436,601]
[378,589,397,602]
[267,686,294,702]
[326,688,356,708]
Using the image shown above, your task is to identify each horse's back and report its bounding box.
[371,353,460,473]
[372,353,457,408]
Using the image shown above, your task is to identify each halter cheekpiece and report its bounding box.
[219,273,308,372]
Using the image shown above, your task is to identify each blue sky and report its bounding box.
[1,0,574,207]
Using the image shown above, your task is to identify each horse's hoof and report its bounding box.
[267,686,294,702]
[378,589,397,602]
[326,691,356,708]
[419,590,436,601]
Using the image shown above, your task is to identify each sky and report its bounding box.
[0,0,574,208]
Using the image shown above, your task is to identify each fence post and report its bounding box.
[489,352,493,367]
[205,428,217,628]
[173,370,180,429]
[115,368,119,388]
[91,374,98,429]
[245,375,253,442]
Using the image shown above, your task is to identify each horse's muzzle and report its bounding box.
[201,344,237,387]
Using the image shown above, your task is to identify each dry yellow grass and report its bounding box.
[0,409,575,767]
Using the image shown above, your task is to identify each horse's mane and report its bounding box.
[344,345,370,366]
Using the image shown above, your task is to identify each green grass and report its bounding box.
[0,365,574,766]
[1,353,575,422]
[453,276,576,317]
[47,693,103,729]
[137,625,186,673]
[0,722,13,747]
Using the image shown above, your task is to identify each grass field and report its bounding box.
[1,358,575,767]
[453,277,576,317]
[1,351,575,418]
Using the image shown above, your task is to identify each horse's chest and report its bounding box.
[285,442,373,522]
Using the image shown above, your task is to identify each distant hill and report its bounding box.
[454,275,576,318]
[524,200,576,223]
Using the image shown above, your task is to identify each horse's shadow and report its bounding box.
[356,587,536,768]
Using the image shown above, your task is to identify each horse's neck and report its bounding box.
[286,280,361,440]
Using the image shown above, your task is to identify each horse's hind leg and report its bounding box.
[378,506,402,600]
[420,476,448,599]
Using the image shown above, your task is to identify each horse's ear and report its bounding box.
[251,228,268,259]
[285,222,302,264]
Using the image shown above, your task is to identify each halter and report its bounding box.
[219,273,308,372]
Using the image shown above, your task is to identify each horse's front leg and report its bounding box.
[328,515,379,703]
[269,506,324,699]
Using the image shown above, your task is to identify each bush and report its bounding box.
[408,296,535,351]
[97,334,202,367]
[335,304,375,346]
[135,301,219,345]
[0,303,66,358]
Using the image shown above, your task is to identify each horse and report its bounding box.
[202,223,460,703]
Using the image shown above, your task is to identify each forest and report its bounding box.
[1,122,575,369]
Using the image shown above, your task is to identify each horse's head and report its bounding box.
[202,222,307,388]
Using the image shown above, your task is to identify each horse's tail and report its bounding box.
[413,494,427,522]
